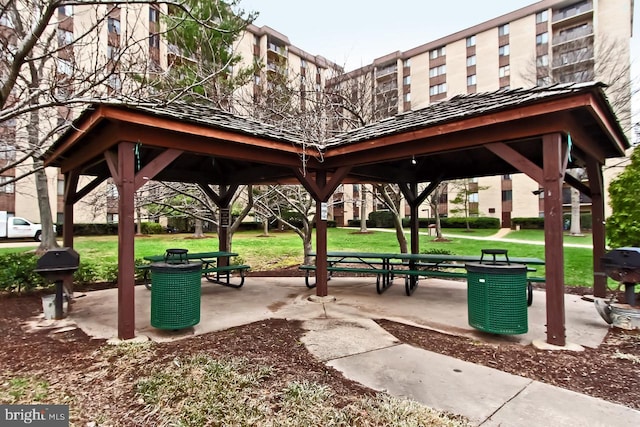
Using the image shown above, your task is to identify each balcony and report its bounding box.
[375,64,397,79]
[552,1,593,24]
[552,23,593,45]
[267,42,287,57]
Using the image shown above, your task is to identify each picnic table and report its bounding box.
[301,250,545,299]
[139,250,250,289]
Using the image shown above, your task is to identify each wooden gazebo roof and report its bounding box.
[45,82,629,344]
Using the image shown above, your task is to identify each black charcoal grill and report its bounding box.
[601,247,640,307]
[35,248,80,319]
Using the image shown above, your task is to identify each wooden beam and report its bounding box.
[198,183,221,206]
[103,107,302,154]
[486,142,544,184]
[63,171,78,248]
[116,142,136,340]
[44,105,107,167]
[104,150,119,183]
[59,124,121,173]
[586,156,607,297]
[294,169,322,200]
[563,172,592,198]
[69,175,109,205]
[315,170,328,297]
[543,133,566,346]
[134,149,183,190]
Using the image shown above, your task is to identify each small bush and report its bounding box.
[141,222,164,234]
[0,252,45,293]
[420,248,453,255]
[73,263,100,285]
[512,217,544,229]
[368,211,395,228]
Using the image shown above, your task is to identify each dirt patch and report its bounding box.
[1,284,638,423]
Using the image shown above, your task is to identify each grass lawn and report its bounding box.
[0,228,599,287]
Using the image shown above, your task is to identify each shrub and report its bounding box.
[440,217,500,229]
[141,222,164,234]
[0,252,45,293]
[512,217,544,229]
[73,263,100,285]
[368,211,395,228]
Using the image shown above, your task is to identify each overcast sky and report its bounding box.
[239,0,638,72]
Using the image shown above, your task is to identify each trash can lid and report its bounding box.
[465,262,527,273]
[150,261,202,272]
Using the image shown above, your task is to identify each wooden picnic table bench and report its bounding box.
[137,250,250,289]
[301,250,545,302]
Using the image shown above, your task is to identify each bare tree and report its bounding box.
[521,34,637,234]
[0,1,256,252]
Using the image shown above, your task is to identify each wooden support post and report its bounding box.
[315,171,328,297]
[116,142,136,340]
[543,133,566,346]
[409,182,420,254]
[586,158,607,297]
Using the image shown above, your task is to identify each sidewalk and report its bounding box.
[63,276,640,426]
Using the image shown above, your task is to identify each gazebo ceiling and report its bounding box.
[44,82,629,186]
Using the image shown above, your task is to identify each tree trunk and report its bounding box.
[33,160,58,254]
[394,213,408,253]
[193,218,205,238]
[262,218,269,235]
[570,187,582,235]
[135,204,143,235]
[359,184,368,232]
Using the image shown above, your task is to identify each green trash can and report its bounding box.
[150,261,202,330]
[466,262,528,334]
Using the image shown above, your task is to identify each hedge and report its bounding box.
[513,214,593,230]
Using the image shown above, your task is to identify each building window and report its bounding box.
[0,142,16,161]
[0,176,15,194]
[536,54,549,67]
[0,13,13,28]
[429,46,446,59]
[403,58,411,67]
[536,10,548,23]
[466,55,476,67]
[57,58,73,75]
[500,85,511,90]
[499,44,510,56]
[537,76,551,86]
[108,74,122,90]
[108,17,120,34]
[469,193,479,203]
[467,74,476,86]
[107,45,119,60]
[501,190,513,202]
[429,64,446,77]
[149,7,159,22]
[57,179,65,196]
[466,35,476,47]
[499,65,510,77]
[429,83,447,96]
[503,174,512,180]
[536,32,548,45]
[404,92,411,102]
[499,24,510,36]
[403,75,411,85]
[57,29,73,47]
[300,58,307,69]
[58,5,73,16]
[149,33,159,48]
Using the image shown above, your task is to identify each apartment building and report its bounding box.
[328,0,633,227]
[0,3,341,224]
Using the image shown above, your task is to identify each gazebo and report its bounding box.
[44,82,629,345]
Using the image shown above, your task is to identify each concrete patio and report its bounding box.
[67,276,608,348]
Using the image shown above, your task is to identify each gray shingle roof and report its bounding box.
[323,82,608,147]
[107,100,307,145]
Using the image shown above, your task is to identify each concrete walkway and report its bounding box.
[54,276,640,426]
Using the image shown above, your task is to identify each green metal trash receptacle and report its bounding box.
[150,261,202,330]
[466,262,528,334]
